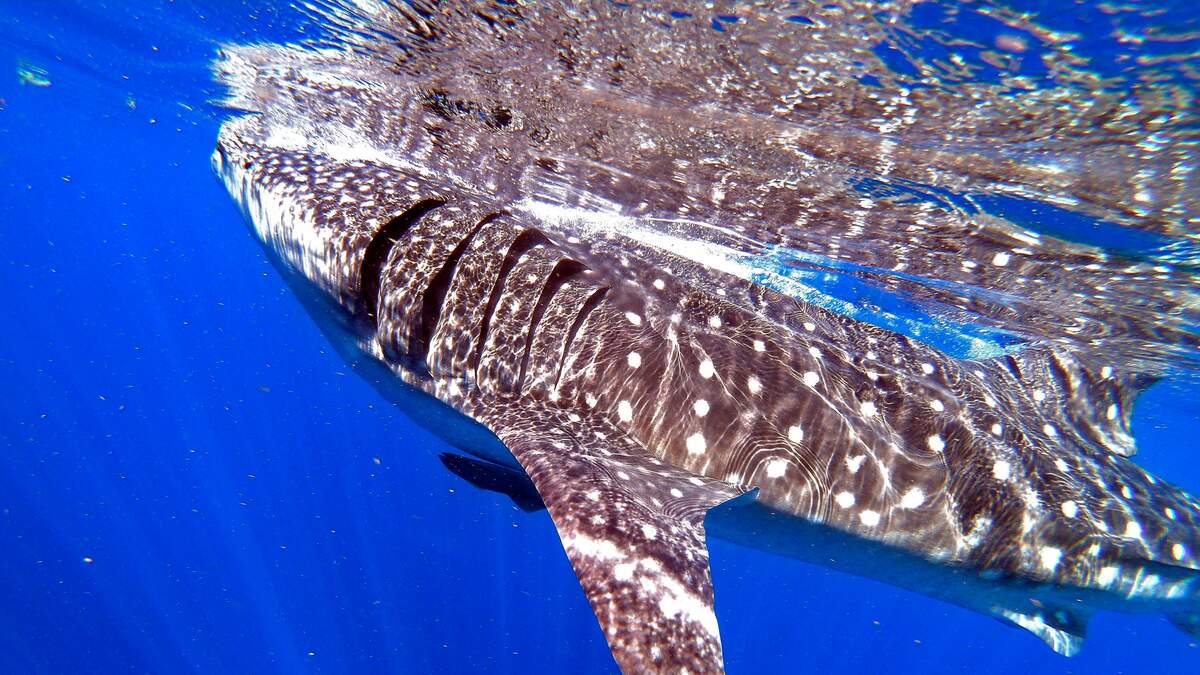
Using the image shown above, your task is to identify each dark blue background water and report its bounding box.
[2,2,1198,673]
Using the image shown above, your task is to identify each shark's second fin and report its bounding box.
[1168,611,1200,638]
[996,605,1090,657]
[486,408,753,674]
[438,452,546,512]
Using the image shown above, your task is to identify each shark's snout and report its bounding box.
[211,139,228,174]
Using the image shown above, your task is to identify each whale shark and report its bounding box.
[211,2,1200,672]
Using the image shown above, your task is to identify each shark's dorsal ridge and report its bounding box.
[967,345,1156,459]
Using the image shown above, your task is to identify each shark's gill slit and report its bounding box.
[1046,354,1072,397]
[411,213,499,369]
[471,228,553,375]
[553,286,610,391]
[360,198,445,322]
[517,258,588,392]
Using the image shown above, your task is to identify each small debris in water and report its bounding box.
[17,61,51,87]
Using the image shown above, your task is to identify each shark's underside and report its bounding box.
[212,2,1200,672]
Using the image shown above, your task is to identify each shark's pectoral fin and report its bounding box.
[488,410,753,674]
[996,605,1090,656]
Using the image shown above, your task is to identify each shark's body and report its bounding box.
[212,3,1200,672]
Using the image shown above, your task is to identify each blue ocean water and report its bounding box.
[1,2,1198,673]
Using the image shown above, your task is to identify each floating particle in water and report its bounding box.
[995,34,1029,54]
[17,60,51,87]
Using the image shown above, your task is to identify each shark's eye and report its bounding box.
[359,198,445,321]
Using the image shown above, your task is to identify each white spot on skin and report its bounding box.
[765,458,788,478]
[835,491,856,508]
[1033,389,1046,402]
[670,488,683,498]
[614,562,636,581]
[686,433,707,455]
[803,371,819,387]
[927,435,945,452]
[808,346,822,359]
[642,524,658,539]
[699,359,715,379]
[585,393,598,408]
[1101,366,1113,379]
[1173,543,1186,561]
[1061,500,1078,518]
[747,376,762,394]
[993,460,1012,481]
[627,352,642,368]
[803,322,816,331]
[653,279,665,290]
[708,315,722,328]
[860,401,877,416]
[1125,521,1143,538]
[617,400,634,423]
[930,399,944,412]
[788,425,804,443]
[860,510,881,526]
[1039,546,1062,571]
[921,363,935,375]
[900,488,925,509]
[625,312,642,326]
[1043,424,1057,437]
[992,252,1011,267]
[693,399,710,417]
[846,455,866,473]
[1121,485,1133,499]
[753,339,766,352]
[1165,507,1177,520]
[990,423,1002,435]
[1107,404,1118,421]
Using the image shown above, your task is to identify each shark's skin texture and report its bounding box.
[212,2,1200,672]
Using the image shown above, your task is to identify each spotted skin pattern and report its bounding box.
[212,3,1200,672]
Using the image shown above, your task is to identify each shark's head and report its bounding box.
[210,42,454,354]
[212,129,367,355]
